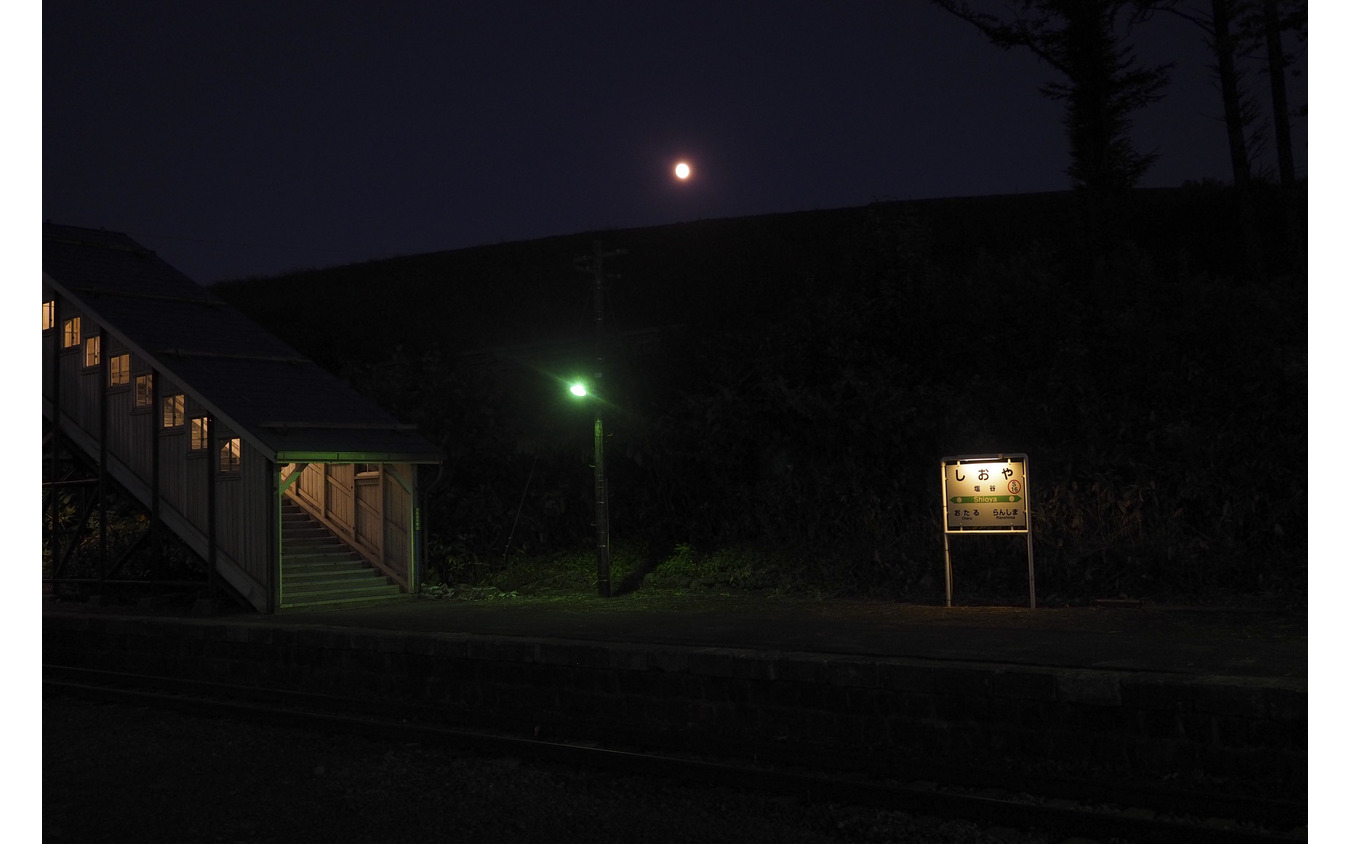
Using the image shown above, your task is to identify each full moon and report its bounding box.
[674,161,691,180]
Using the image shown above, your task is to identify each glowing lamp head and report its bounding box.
[569,383,588,398]
[674,161,691,180]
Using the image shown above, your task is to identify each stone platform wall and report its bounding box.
[43,612,1306,795]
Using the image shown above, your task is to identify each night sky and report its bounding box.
[41,1,1309,286]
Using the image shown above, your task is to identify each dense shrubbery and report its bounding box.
[258,187,1307,605]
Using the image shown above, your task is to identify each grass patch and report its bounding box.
[419,541,847,603]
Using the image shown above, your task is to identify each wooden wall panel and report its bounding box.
[54,306,85,428]
[127,406,154,481]
[184,453,208,530]
[77,319,103,436]
[294,462,326,512]
[41,309,58,404]
[104,373,134,473]
[236,445,273,585]
[354,474,381,559]
[211,434,269,586]
[216,456,242,560]
[382,464,413,585]
[158,428,187,512]
[324,463,355,531]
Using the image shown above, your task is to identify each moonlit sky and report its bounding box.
[40,0,1308,285]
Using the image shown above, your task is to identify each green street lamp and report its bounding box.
[572,240,624,599]
[568,378,609,598]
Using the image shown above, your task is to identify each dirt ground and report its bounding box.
[42,693,1065,844]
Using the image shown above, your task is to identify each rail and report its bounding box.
[44,665,1305,844]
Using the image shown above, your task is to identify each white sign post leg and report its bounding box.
[1026,530,1036,609]
[944,531,953,608]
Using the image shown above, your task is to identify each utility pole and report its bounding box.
[574,240,626,598]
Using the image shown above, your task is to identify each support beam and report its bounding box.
[151,365,162,570]
[207,416,218,599]
[270,461,280,614]
[46,297,63,577]
[98,328,109,577]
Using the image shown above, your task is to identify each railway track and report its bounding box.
[44,664,1306,843]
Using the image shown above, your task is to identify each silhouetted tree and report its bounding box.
[1163,2,1255,183]
[930,1,1171,214]
[1162,0,1305,278]
[1251,0,1307,277]
[1242,0,1305,187]
[1161,1,1304,182]
[1183,0,1267,275]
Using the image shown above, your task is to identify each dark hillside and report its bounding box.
[213,186,1296,365]
[213,185,1307,604]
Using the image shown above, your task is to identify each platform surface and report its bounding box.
[53,594,1306,682]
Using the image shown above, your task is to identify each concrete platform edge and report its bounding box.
[43,610,1307,797]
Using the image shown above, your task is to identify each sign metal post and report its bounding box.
[941,453,1035,608]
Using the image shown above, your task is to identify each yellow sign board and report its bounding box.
[942,454,1028,532]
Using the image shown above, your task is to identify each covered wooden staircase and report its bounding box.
[280,497,405,610]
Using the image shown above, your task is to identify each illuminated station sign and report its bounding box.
[942,454,1028,532]
[940,453,1035,608]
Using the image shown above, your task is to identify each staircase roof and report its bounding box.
[43,223,441,464]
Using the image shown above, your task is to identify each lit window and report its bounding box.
[43,301,55,331]
[219,438,241,474]
[135,374,154,408]
[84,335,101,368]
[162,394,184,428]
[189,417,210,451]
[109,354,130,386]
[63,317,81,349]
